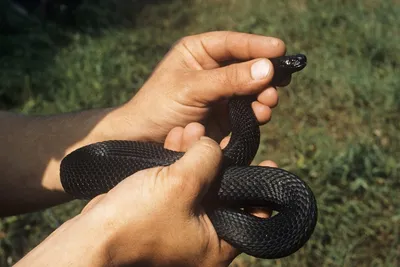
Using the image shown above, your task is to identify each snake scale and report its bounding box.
[60,54,318,259]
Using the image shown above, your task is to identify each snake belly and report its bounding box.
[60,54,318,259]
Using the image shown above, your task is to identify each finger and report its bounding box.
[220,136,230,149]
[81,195,104,214]
[177,31,286,69]
[164,127,184,151]
[168,137,222,206]
[257,87,279,108]
[181,122,206,151]
[245,207,272,219]
[192,58,275,102]
[220,240,241,265]
[245,160,278,218]
[251,101,272,124]
[259,160,278,168]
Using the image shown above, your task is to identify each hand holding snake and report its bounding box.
[61,32,316,260]
[15,31,317,267]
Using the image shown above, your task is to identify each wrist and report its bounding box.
[73,204,164,267]
[90,208,155,266]
[96,104,154,142]
[64,105,148,150]
[15,215,111,267]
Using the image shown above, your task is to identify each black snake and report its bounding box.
[60,54,317,259]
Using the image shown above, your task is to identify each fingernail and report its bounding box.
[251,59,270,80]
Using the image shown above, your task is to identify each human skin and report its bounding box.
[14,136,278,267]
[0,31,285,216]
[2,31,289,266]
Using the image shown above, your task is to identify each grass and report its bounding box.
[1,0,399,266]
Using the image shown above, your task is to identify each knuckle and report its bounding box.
[200,138,218,152]
[198,139,222,161]
[224,64,241,91]
[169,174,191,196]
[161,165,189,193]
[142,166,164,180]
[170,36,192,57]
[175,36,192,48]
[174,78,195,105]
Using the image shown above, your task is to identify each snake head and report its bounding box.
[277,54,307,70]
[270,54,307,85]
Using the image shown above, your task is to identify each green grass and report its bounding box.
[1,0,399,266]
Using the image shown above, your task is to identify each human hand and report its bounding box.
[69,136,278,267]
[107,31,285,143]
[0,32,286,218]
[78,137,232,267]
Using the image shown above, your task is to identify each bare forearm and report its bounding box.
[0,108,143,216]
[0,110,110,215]
[14,215,112,267]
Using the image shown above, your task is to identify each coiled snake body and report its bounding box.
[60,54,317,259]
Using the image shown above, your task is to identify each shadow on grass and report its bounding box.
[0,1,173,264]
[0,0,172,109]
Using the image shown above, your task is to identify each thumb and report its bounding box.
[191,58,275,103]
[167,137,222,207]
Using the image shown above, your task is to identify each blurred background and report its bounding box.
[0,0,399,266]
